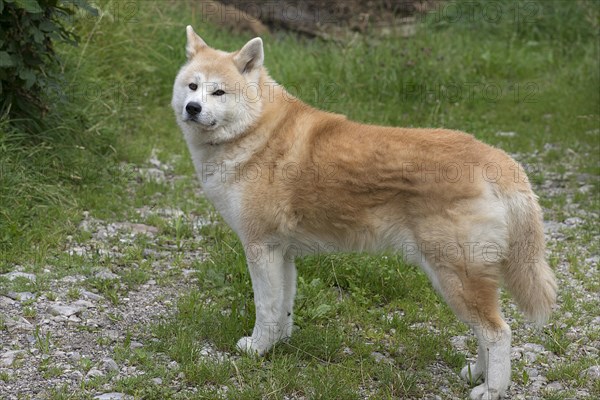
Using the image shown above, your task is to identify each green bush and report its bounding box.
[0,0,96,121]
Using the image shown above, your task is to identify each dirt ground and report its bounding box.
[198,0,439,39]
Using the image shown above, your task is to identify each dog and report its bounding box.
[172,26,557,400]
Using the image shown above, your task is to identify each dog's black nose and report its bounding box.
[186,102,202,116]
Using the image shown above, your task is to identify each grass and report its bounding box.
[0,0,598,399]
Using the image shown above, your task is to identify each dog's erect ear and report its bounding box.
[233,38,264,74]
[186,25,207,59]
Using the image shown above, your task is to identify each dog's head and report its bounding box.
[172,26,265,145]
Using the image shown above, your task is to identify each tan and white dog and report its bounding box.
[172,26,557,400]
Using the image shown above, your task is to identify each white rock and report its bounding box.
[525,367,539,378]
[0,350,25,367]
[81,290,105,301]
[450,335,469,350]
[47,304,83,317]
[0,296,17,306]
[546,381,563,391]
[522,343,545,353]
[69,246,88,256]
[101,357,119,372]
[582,365,600,380]
[105,330,121,341]
[70,370,84,380]
[6,292,35,301]
[130,341,144,350]
[68,315,81,323]
[86,368,105,379]
[370,351,393,364]
[73,299,95,308]
[95,270,119,280]
[151,377,163,385]
[564,217,583,226]
[67,351,82,362]
[140,167,166,183]
[93,393,127,400]
[114,222,159,235]
[5,317,33,332]
[524,352,537,363]
[1,271,36,281]
[61,275,86,283]
[181,269,195,278]
[495,131,517,137]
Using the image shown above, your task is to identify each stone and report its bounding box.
[129,341,144,350]
[70,370,84,380]
[546,381,563,391]
[496,131,517,137]
[101,357,119,373]
[564,217,583,226]
[73,299,95,308]
[0,295,17,306]
[168,361,179,370]
[95,269,119,280]
[86,368,105,379]
[525,368,539,378]
[522,343,545,353]
[151,377,163,385]
[450,335,469,350]
[582,365,600,380]
[5,316,33,332]
[1,350,25,367]
[67,351,82,362]
[524,352,537,363]
[81,290,105,301]
[1,271,36,281]
[370,351,393,364]
[115,222,159,235]
[47,304,84,317]
[61,275,86,283]
[93,393,127,400]
[68,315,82,323]
[140,168,166,183]
[68,246,87,256]
[105,330,121,341]
[6,292,35,301]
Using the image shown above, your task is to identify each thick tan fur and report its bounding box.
[173,29,557,399]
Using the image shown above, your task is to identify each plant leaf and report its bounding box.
[0,51,15,67]
[14,0,43,13]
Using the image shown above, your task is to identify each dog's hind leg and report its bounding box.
[428,262,511,400]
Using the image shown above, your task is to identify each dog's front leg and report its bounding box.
[237,242,290,355]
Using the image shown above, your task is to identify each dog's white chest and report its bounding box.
[196,160,244,236]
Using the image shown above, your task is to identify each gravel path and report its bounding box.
[1,150,598,399]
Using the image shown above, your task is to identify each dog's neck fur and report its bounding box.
[191,68,313,165]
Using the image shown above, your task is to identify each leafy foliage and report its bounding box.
[0,0,97,120]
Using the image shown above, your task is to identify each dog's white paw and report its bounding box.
[469,383,501,400]
[461,363,484,384]
[236,336,267,356]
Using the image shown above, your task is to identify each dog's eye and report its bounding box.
[212,90,225,96]
[188,83,198,91]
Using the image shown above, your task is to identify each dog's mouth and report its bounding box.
[185,115,218,129]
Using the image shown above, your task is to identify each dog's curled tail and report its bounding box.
[502,190,557,327]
